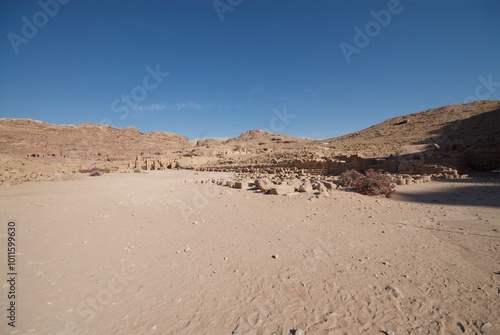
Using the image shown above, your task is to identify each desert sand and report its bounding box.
[0,170,499,335]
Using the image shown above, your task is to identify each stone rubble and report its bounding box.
[192,164,470,198]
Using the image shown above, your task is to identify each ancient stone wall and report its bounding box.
[133,155,179,170]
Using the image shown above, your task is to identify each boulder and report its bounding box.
[298,182,313,193]
[255,178,273,192]
[317,184,328,193]
[321,181,335,190]
[270,185,295,195]
[234,181,248,189]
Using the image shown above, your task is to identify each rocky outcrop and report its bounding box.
[0,119,190,160]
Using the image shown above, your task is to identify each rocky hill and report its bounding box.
[1,100,499,185]
[0,118,191,160]
[324,100,500,160]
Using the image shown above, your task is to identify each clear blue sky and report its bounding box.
[1,0,499,140]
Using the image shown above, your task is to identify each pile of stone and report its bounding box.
[197,164,468,197]
[415,164,467,179]
[414,164,468,179]
[206,171,339,198]
[394,174,432,185]
[393,165,468,186]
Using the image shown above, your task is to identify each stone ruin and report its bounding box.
[132,155,179,171]
[185,162,470,201]
[131,150,470,187]
[194,153,472,179]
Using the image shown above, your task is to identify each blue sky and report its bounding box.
[1,0,499,140]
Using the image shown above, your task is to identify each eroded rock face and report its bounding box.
[0,119,190,159]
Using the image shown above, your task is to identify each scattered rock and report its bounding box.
[482,322,492,329]
[255,178,273,192]
[322,181,335,190]
[234,181,248,189]
[317,184,328,193]
[298,182,313,193]
[318,189,330,198]
[270,185,295,195]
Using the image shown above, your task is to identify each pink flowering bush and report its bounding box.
[79,167,102,176]
[340,169,396,197]
[338,169,364,188]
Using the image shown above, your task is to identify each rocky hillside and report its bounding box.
[0,119,191,160]
[1,100,499,185]
[324,100,500,159]
[195,100,500,172]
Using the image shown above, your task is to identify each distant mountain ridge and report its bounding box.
[0,118,190,159]
[1,100,499,171]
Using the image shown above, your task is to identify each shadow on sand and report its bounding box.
[393,174,500,208]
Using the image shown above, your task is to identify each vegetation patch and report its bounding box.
[79,167,103,176]
[340,169,396,197]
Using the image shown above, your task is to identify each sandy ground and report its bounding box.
[0,171,499,335]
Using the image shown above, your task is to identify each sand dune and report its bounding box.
[0,170,498,334]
